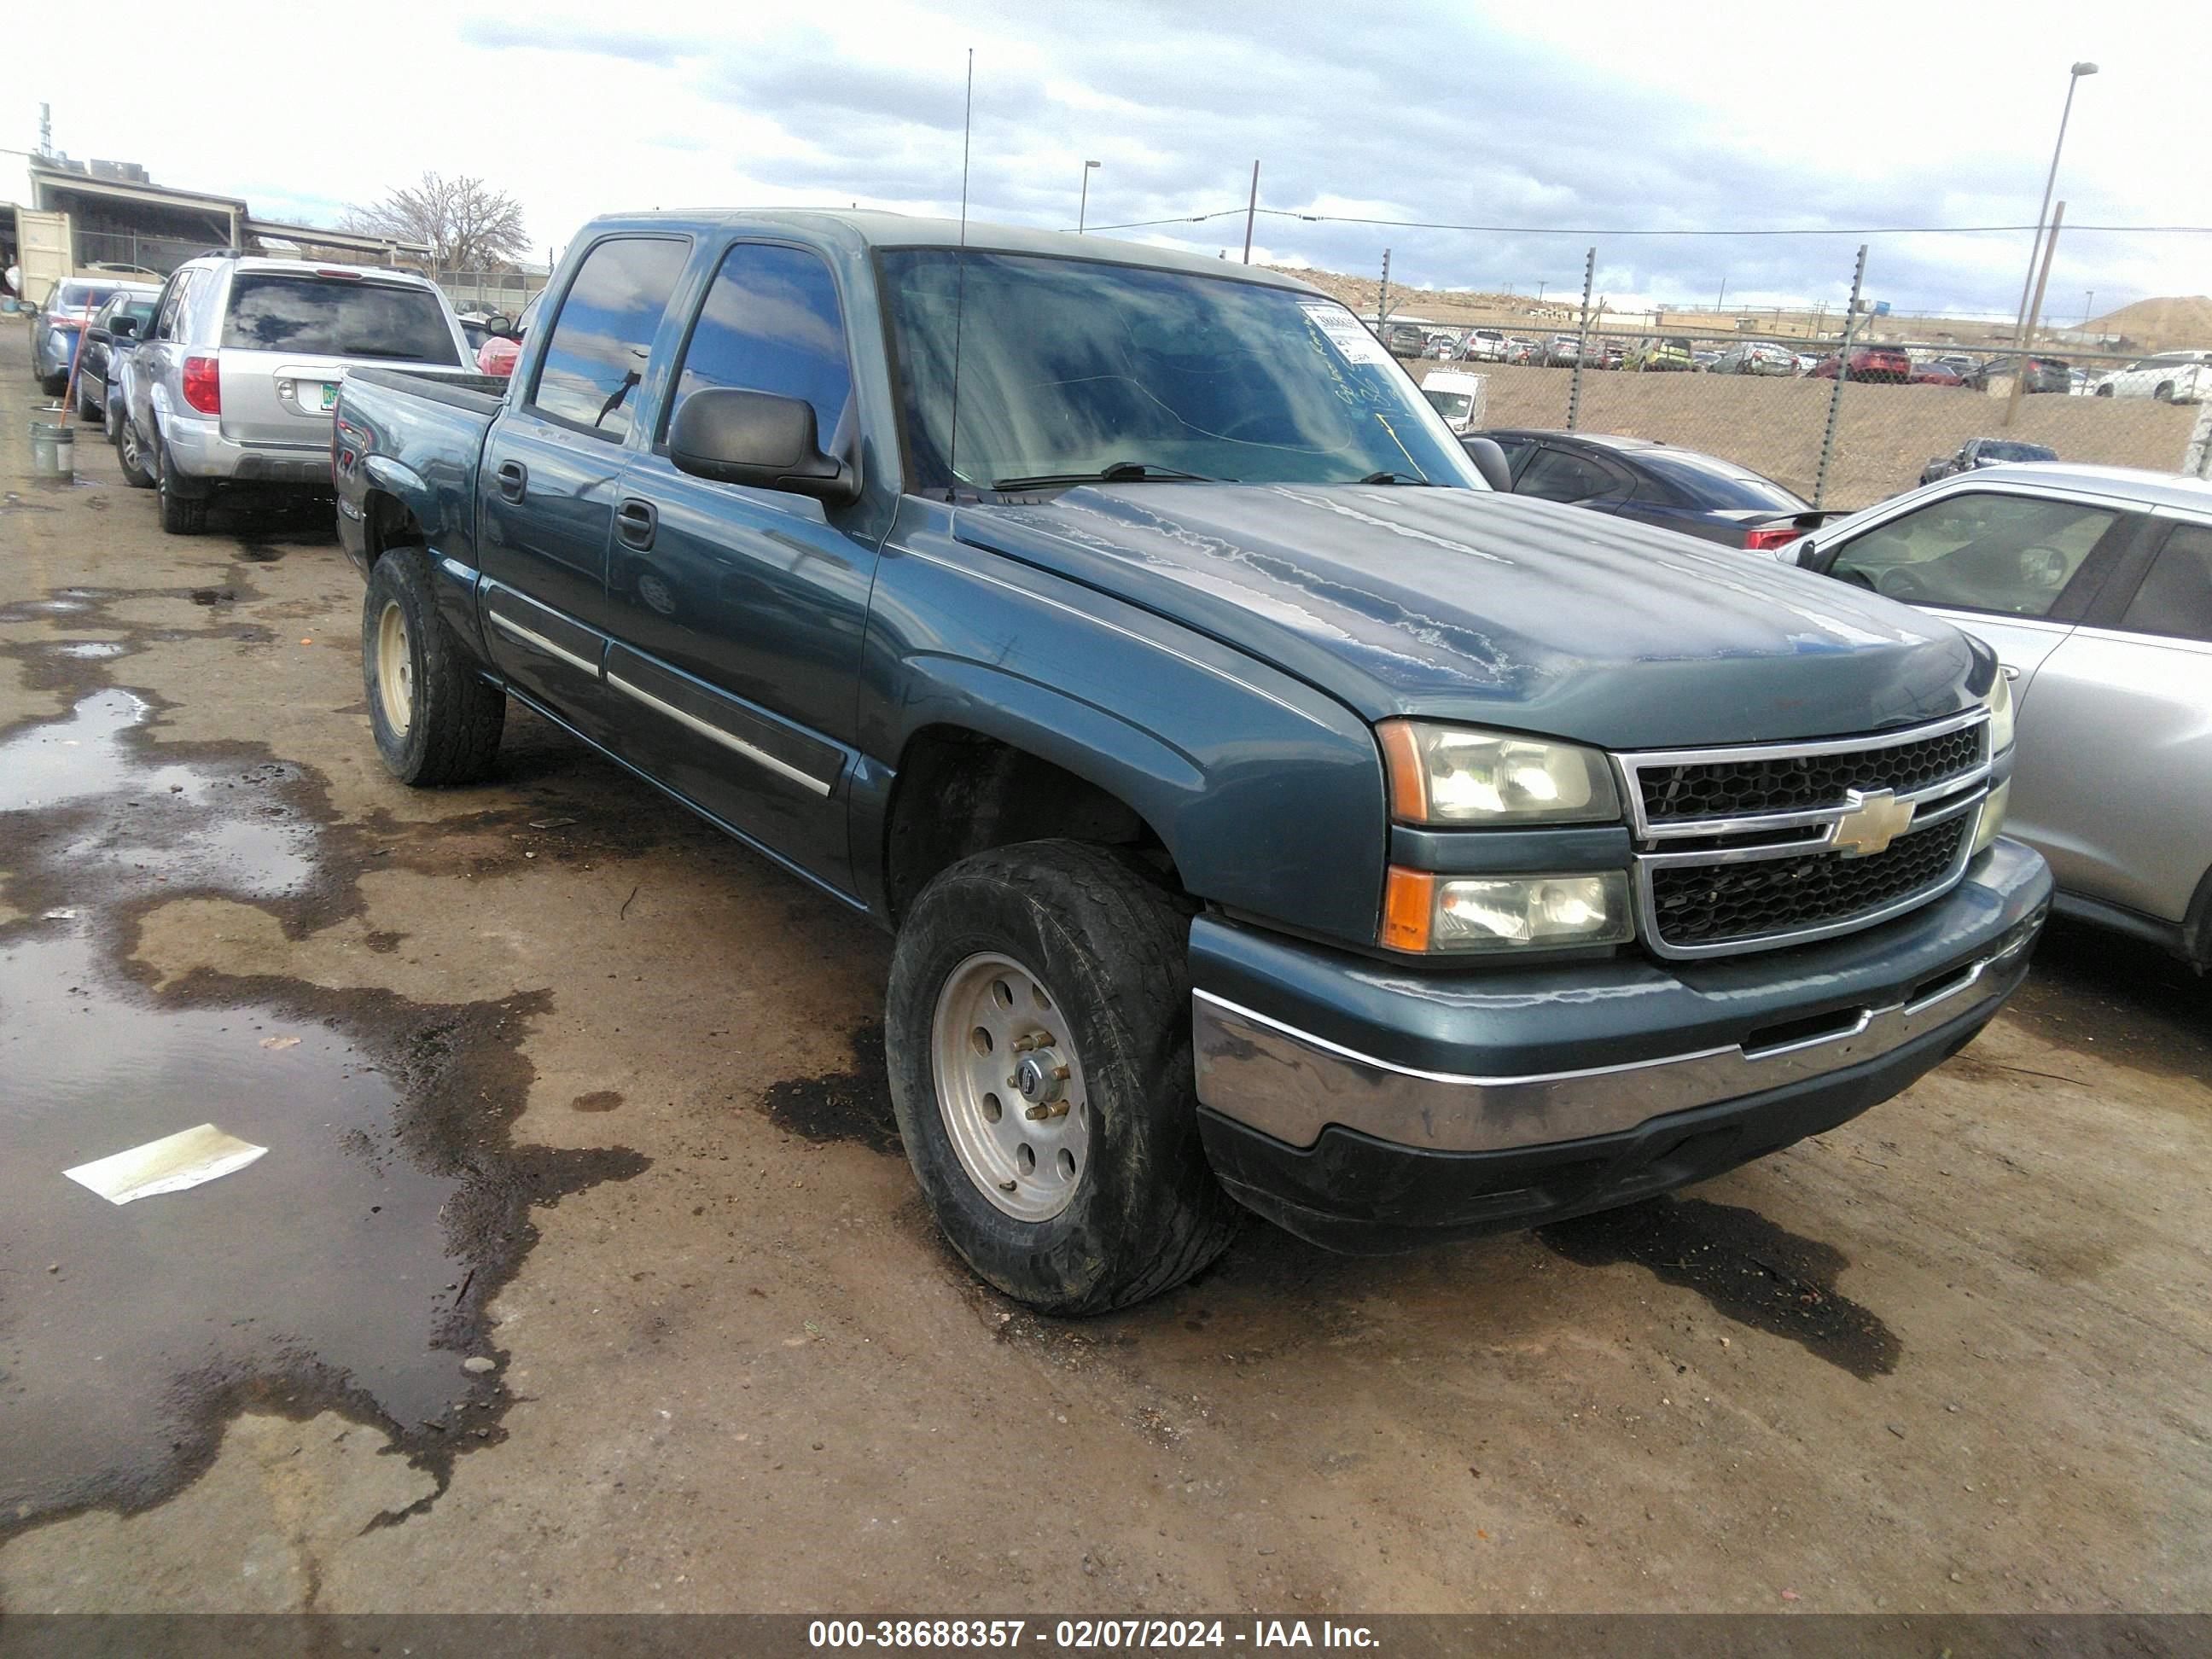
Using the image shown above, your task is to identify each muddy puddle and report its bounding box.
[0,684,643,1540]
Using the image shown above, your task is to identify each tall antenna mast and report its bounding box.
[945,47,974,500]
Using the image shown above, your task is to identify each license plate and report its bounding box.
[318,383,338,410]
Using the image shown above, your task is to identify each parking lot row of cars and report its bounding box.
[1384,317,2209,398]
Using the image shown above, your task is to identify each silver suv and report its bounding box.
[117,254,472,533]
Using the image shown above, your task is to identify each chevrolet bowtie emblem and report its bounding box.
[1833,788,1916,857]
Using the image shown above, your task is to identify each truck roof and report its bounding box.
[573,208,1326,293]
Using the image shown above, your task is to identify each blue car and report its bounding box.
[28,277,158,396]
[1472,428,1831,552]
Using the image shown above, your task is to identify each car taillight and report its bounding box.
[182,355,221,415]
[1743,527,1807,552]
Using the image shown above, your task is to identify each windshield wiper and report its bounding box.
[1359,470,1434,486]
[991,461,1225,491]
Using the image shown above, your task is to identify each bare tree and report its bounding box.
[342,172,529,270]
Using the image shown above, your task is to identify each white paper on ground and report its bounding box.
[64,1124,268,1205]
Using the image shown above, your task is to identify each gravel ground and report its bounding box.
[1416,359,2201,506]
[2,330,2209,1619]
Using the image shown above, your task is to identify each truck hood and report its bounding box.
[954,484,1979,750]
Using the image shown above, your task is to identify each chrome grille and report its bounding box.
[1637,724,1985,824]
[1648,812,1971,950]
[1618,709,1993,959]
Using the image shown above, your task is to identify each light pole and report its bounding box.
[2010,61,2097,352]
[1077,160,1101,233]
[2084,288,2095,329]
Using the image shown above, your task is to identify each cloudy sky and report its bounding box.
[10,0,2207,319]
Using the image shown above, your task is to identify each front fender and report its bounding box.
[858,505,1390,947]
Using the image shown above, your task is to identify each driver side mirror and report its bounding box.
[1462,436,1513,492]
[669,388,858,507]
[109,314,139,340]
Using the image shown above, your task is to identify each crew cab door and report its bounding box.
[476,234,690,732]
[599,239,877,888]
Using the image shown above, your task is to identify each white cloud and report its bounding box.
[6,0,2203,317]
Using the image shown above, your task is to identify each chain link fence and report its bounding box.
[429,269,549,317]
[1390,244,2203,511]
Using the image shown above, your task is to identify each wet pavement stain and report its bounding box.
[571,1090,625,1113]
[0,677,649,1545]
[1538,1196,1901,1381]
[760,1022,900,1155]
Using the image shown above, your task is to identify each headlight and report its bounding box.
[1971,778,2011,856]
[1382,868,1633,954]
[1982,668,2015,753]
[1377,720,1620,824]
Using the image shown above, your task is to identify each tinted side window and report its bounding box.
[1487,435,1537,474]
[1829,492,2118,616]
[2118,524,2212,643]
[667,243,852,446]
[530,237,690,441]
[1517,446,1626,503]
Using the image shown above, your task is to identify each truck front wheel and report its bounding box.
[886,840,1239,1314]
[362,549,506,786]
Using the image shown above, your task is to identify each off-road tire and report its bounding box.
[886,840,1239,1314]
[114,415,154,489]
[362,547,506,786]
[154,434,207,534]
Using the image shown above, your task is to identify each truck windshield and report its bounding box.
[221,274,460,364]
[879,249,1482,495]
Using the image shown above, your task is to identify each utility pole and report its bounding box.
[1717,275,1726,311]
[1377,248,1391,329]
[1077,159,1101,233]
[2009,63,2098,355]
[1242,160,1259,264]
[2084,288,2094,329]
[2005,201,2065,429]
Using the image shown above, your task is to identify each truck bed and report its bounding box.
[345,366,509,416]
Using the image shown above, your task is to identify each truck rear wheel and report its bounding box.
[362,548,506,786]
[885,840,1238,1314]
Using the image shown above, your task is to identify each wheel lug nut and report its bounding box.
[1024,1103,1051,1121]
[998,1179,1017,1193]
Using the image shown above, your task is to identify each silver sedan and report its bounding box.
[1783,463,2212,970]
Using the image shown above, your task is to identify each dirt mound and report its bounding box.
[2086,295,2212,352]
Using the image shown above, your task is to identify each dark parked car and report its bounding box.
[28,276,158,394]
[1382,321,1428,358]
[1918,437,2059,486]
[1809,345,1913,383]
[331,209,2045,1313]
[72,292,160,424]
[1472,429,1830,550]
[1965,356,2070,395]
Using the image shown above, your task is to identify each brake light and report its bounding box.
[1743,527,1807,552]
[315,269,364,280]
[182,355,221,415]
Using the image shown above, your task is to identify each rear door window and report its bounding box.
[222,274,459,364]
[528,236,690,441]
[1517,445,1628,504]
[2116,524,2212,643]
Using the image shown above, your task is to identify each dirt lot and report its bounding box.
[2,330,2209,1620]
[1415,358,2201,507]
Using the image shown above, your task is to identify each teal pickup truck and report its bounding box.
[332,211,2049,1313]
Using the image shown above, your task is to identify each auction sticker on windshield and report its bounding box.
[1301,302,1394,369]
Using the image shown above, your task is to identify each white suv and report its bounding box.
[2091,350,2211,405]
[117,254,474,533]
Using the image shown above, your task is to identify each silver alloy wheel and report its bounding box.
[375,600,414,736]
[119,422,140,473]
[930,951,1091,1222]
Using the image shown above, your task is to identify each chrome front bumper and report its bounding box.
[1191,840,2051,1158]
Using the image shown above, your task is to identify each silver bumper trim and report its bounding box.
[1190,928,2030,1155]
